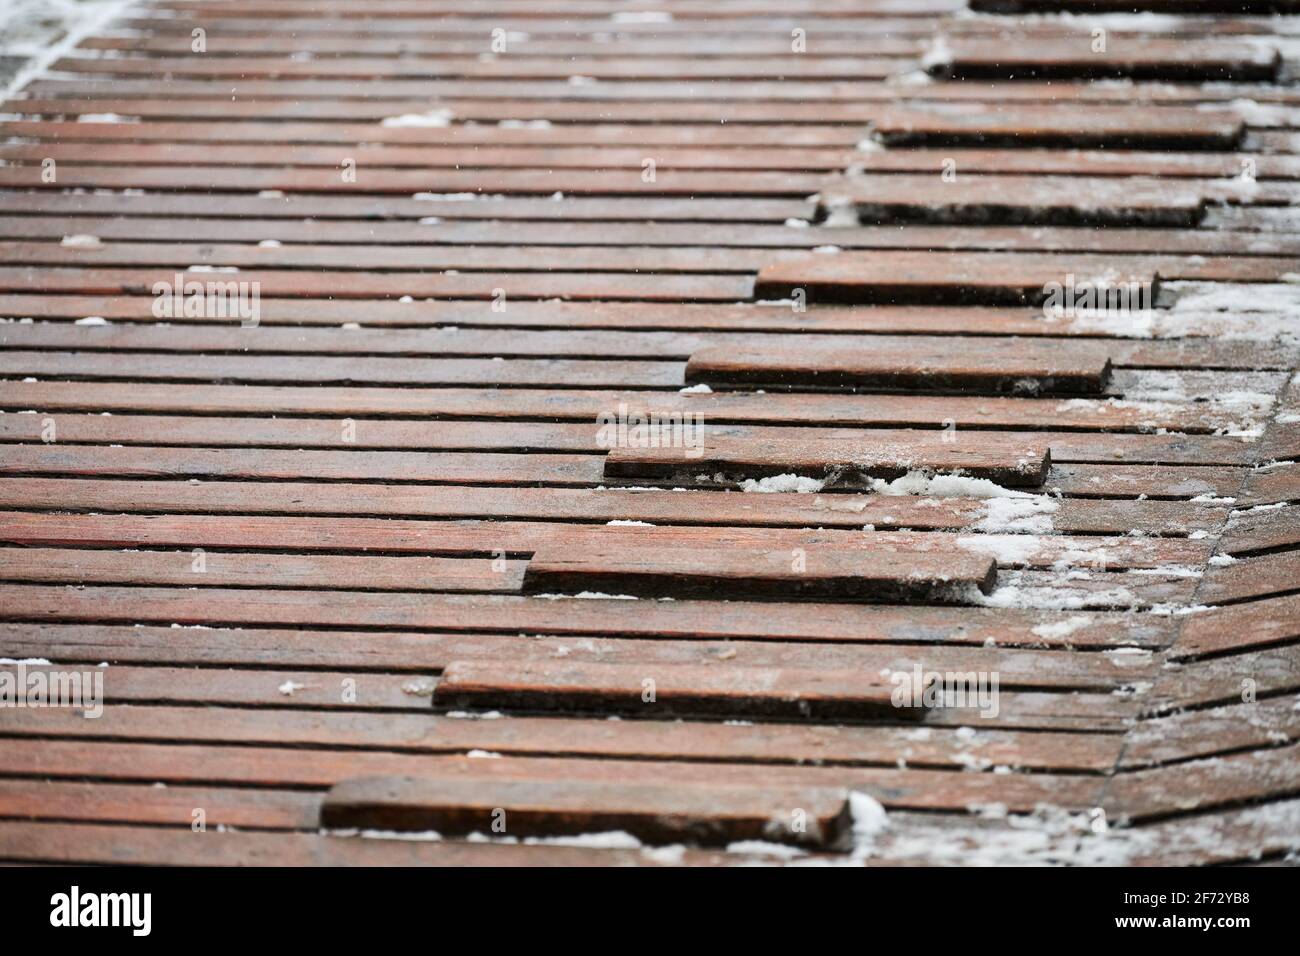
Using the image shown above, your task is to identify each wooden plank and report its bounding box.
[0,585,1178,650]
[1198,550,1300,604]
[4,216,1300,260]
[1104,743,1300,823]
[0,547,526,593]
[0,478,1227,535]
[0,446,606,485]
[3,323,1284,372]
[0,702,1124,770]
[52,55,909,81]
[684,342,1112,394]
[754,251,1156,305]
[1120,698,1300,769]
[1221,503,1300,554]
[1239,462,1300,507]
[0,269,752,302]
[0,513,1214,570]
[0,820,733,867]
[822,175,1208,227]
[0,164,823,196]
[0,190,814,223]
[0,780,321,831]
[1173,594,1300,660]
[606,433,1048,487]
[0,621,1168,687]
[0,739,1107,813]
[1144,646,1300,711]
[869,103,1243,148]
[320,775,854,848]
[937,37,1280,82]
[521,545,998,602]
[0,381,1257,436]
[434,659,926,720]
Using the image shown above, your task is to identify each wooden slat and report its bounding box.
[1172,594,1300,660]
[754,251,1156,305]
[521,544,997,602]
[1221,503,1300,554]
[821,175,1209,227]
[0,820,733,866]
[0,702,1124,769]
[320,775,853,847]
[605,432,1049,487]
[937,36,1280,82]
[869,103,1243,148]
[0,513,1213,570]
[434,659,927,720]
[684,342,1112,394]
[0,739,1107,812]
[0,381,1259,436]
[1198,550,1300,604]
[0,479,1230,535]
[0,547,526,593]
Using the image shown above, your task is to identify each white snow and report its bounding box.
[60,234,101,247]
[739,474,825,493]
[381,109,453,128]
[532,591,639,600]
[1031,616,1093,640]
[678,383,712,394]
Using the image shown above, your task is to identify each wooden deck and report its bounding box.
[0,0,1298,865]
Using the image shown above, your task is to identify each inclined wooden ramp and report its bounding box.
[0,0,1298,866]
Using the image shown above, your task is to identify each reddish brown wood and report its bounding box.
[320,775,854,848]
[522,544,998,602]
[435,659,928,720]
[685,342,1112,394]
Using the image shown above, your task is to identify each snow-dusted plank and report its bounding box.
[1199,550,1300,604]
[869,102,1243,149]
[1120,697,1300,769]
[1221,502,1300,554]
[0,820,738,867]
[821,174,1207,227]
[685,341,1113,394]
[1138,645,1300,712]
[1239,463,1300,508]
[435,659,926,721]
[1104,742,1300,823]
[6,325,1288,373]
[0,189,815,223]
[1172,593,1300,660]
[0,740,1107,813]
[320,775,854,848]
[0,514,1214,569]
[0,701,1126,769]
[0,268,752,302]
[522,544,997,602]
[0,162,823,197]
[754,250,1157,306]
[0,478,1229,536]
[605,433,1051,488]
[0,381,1257,436]
[935,36,1280,82]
